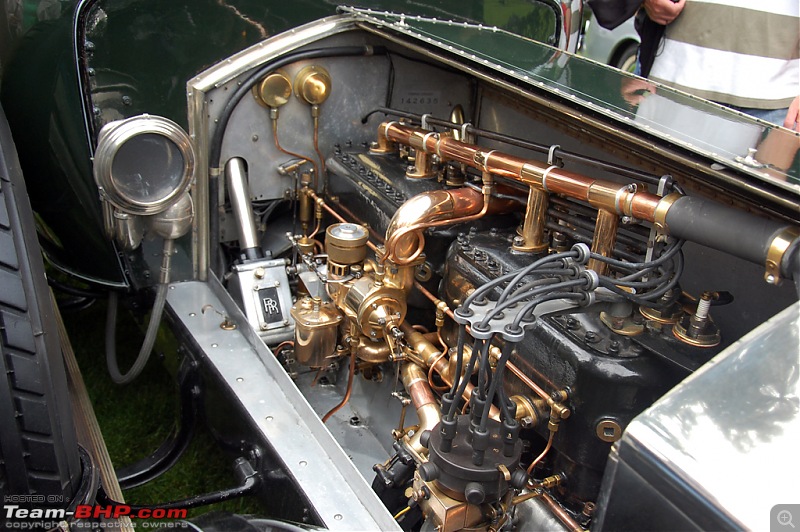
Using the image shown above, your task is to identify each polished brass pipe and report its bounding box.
[514,186,549,252]
[400,362,441,455]
[587,209,619,275]
[383,187,486,265]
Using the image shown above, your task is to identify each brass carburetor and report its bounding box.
[292,222,415,368]
[325,222,410,346]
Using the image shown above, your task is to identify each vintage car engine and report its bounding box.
[208,101,798,530]
[86,14,799,530]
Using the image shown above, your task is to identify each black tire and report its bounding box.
[612,42,638,73]
[0,104,81,504]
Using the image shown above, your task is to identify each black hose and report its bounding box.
[98,469,259,511]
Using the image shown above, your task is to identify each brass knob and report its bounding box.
[294,65,332,106]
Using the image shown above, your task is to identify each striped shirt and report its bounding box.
[649,0,799,109]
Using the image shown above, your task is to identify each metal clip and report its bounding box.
[547,144,561,166]
[421,113,431,130]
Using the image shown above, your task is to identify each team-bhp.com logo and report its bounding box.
[4,496,187,528]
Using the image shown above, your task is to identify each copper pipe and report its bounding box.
[272,340,294,357]
[383,187,487,265]
[308,218,322,239]
[507,361,551,402]
[381,122,668,224]
[272,119,319,182]
[586,208,619,275]
[427,351,450,392]
[527,431,554,474]
[401,362,441,455]
[312,116,327,184]
[540,492,585,532]
[321,352,356,423]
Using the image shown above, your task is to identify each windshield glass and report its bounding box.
[349,8,800,190]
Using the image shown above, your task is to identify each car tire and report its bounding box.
[0,104,81,504]
[613,42,638,73]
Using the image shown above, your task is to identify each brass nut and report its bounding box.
[596,419,623,442]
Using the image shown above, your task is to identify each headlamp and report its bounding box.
[93,114,195,216]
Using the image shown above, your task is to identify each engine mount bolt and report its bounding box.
[584,331,598,343]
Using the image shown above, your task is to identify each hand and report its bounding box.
[643,0,686,25]
[621,77,657,108]
[783,96,799,131]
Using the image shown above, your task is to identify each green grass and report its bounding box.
[60,296,263,519]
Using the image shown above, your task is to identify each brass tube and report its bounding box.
[382,122,667,223]
[586,209,619,275]
[272,119,319,185]
[322,351,356,423]
[506,361,551,403]
[400,362,441,455]
[514,186,549,252]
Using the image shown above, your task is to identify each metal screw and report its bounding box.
[513,236,525,246]
[121,95,132,105]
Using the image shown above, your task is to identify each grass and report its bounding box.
[60,295,263,519]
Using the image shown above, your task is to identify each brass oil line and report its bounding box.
[304,190,381,254]
[526,431,554,474]
[312,105,328,182]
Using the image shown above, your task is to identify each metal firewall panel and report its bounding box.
[166,278,400,531]
[210,33,392,202]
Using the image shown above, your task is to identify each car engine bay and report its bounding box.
[86,12,800,532]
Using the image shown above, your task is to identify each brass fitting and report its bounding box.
[293,65,331,106]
